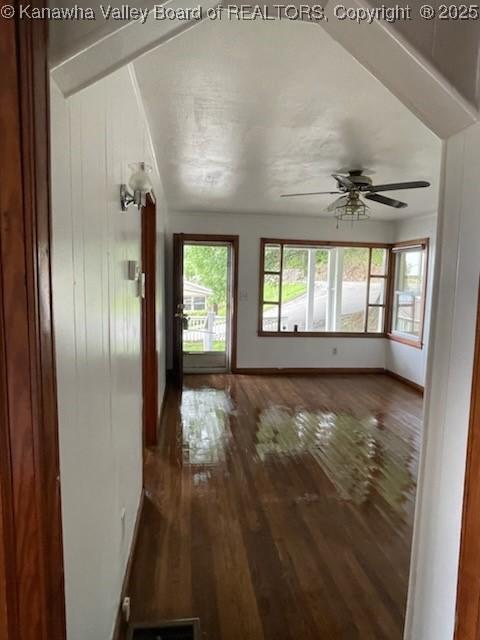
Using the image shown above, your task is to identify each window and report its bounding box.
[193,296,206,310]
[259,239,389,335]
[390,241,428,347]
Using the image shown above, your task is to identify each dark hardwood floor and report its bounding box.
[128,373,423,640]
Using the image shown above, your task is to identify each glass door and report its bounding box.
[182,241,232,373]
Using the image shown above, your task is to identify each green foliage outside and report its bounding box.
[183,340,225,352]
[183,244,228,309]
[183,244,387,320]
[263,282,306,303]
[264,245,386,287]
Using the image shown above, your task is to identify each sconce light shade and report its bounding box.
[128,162,152,194]
[120,162,153,211]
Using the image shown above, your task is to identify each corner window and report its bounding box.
[390,241,428,346]
[259,239,389,335]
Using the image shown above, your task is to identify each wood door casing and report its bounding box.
[142,196,158,447]
[0,5,66,640]
[455,281,480,640]
[172,234,184,387]
[172,234,239,384]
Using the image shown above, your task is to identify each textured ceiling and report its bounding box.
[135,19,441,220]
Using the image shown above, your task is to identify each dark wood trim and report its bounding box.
[387,333,423,349]
[0,492,8,640]
[174,234,239,373]
[277,239,284,333]
[232,367,386,375]
[384,369,424,394]
[258,237,429,341]
[230,236,239,371]
[391,237,429,250]
[387,238,429,349]
[0,244,15,640]
[419,239,430,348]
[141,196,158,447]
[0,6,66,640]
[257,331,387,338]
[385,245,395,332]
[231,368,424,393]
[172,234,184,387]
[364,248,373,332]
[112,491,145,640]
[258,241,266,332]
[259,238,391,337]
[455,281,480,640]
[177,234,238,244]
[260,238,391,249]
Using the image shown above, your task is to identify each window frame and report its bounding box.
[387,238,429,349]
[257,238,391,338]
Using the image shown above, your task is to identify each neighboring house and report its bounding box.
[183,280,213,311]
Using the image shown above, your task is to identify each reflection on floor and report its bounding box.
[128,374,423,640]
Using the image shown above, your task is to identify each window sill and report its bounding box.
[387,333,423,349]
[257,331,387,338]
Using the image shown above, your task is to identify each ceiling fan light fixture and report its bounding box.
[333,195,369,227]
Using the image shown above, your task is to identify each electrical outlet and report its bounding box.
[332,347,338,355]
[122,596,131,622]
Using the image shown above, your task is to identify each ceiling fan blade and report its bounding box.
[366,180,430,193]
[332,173,355,190]
[365,193,407,208]
[326,195,350,212]
[280,191,341,198]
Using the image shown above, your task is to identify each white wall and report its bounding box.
[50,66,166,640]
[167,211,395,370]
[406,128,480,639]
[386,215,437,387]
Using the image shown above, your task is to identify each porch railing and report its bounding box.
[183,313,226,350]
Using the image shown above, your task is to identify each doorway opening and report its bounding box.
[173,234,238,380]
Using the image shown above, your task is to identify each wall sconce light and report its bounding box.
[120,162,153,211]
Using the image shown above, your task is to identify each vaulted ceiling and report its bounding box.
[134,19,441,219]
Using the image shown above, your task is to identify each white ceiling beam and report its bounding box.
[50,0,220,97]
[322,0,478,139]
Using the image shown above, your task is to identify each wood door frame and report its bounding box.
[454,280,480,639]
[141,195,158,447]
[173,233,239,377]
[0,6,66,640]
[172,233,184,387]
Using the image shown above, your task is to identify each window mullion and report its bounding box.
[278,244,284,332]
[364,248,372,333]
[333,248,344,332]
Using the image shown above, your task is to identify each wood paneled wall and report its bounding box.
[50,67,167,639]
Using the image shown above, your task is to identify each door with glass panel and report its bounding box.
[181,238,236,373]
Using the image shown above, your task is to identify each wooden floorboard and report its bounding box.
[128,373,423,639]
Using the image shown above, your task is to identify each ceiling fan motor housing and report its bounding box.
[341,171,372,190]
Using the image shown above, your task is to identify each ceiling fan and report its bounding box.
[280,169,431,221]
